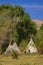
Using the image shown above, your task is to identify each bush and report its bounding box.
[0,48,2,54]
[11,49,18,59]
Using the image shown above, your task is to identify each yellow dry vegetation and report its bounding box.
[0,54,43,65]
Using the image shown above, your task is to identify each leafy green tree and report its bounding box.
[16,13,37,45]
[34,24,43,54]
[40,24,43,30]
[0,5,24,18]
[1,32,10,53]
[14,6,24,17]
[0,5,37,52]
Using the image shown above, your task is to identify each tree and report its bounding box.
[0,5,37,51]
[1,32,10,53]
[14,6,24,17]
[40,24,43,30]
[34,24,43,54]
[16,13,37,45]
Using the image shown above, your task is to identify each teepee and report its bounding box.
[4,40,21,54]
[24,39,38,53]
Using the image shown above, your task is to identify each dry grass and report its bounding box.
[0,54,43,65]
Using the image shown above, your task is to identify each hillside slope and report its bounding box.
[32,20,43,28]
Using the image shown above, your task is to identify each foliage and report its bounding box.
[40,24,43,30]
[19,39,28,51]
[16,13,37,45]
[1,32,10,54]
[34,29,43,54]
[0,4,37,52]
[14,6,24,17]
[11,49,18,59]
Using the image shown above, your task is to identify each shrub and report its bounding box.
[11,49,18,59]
